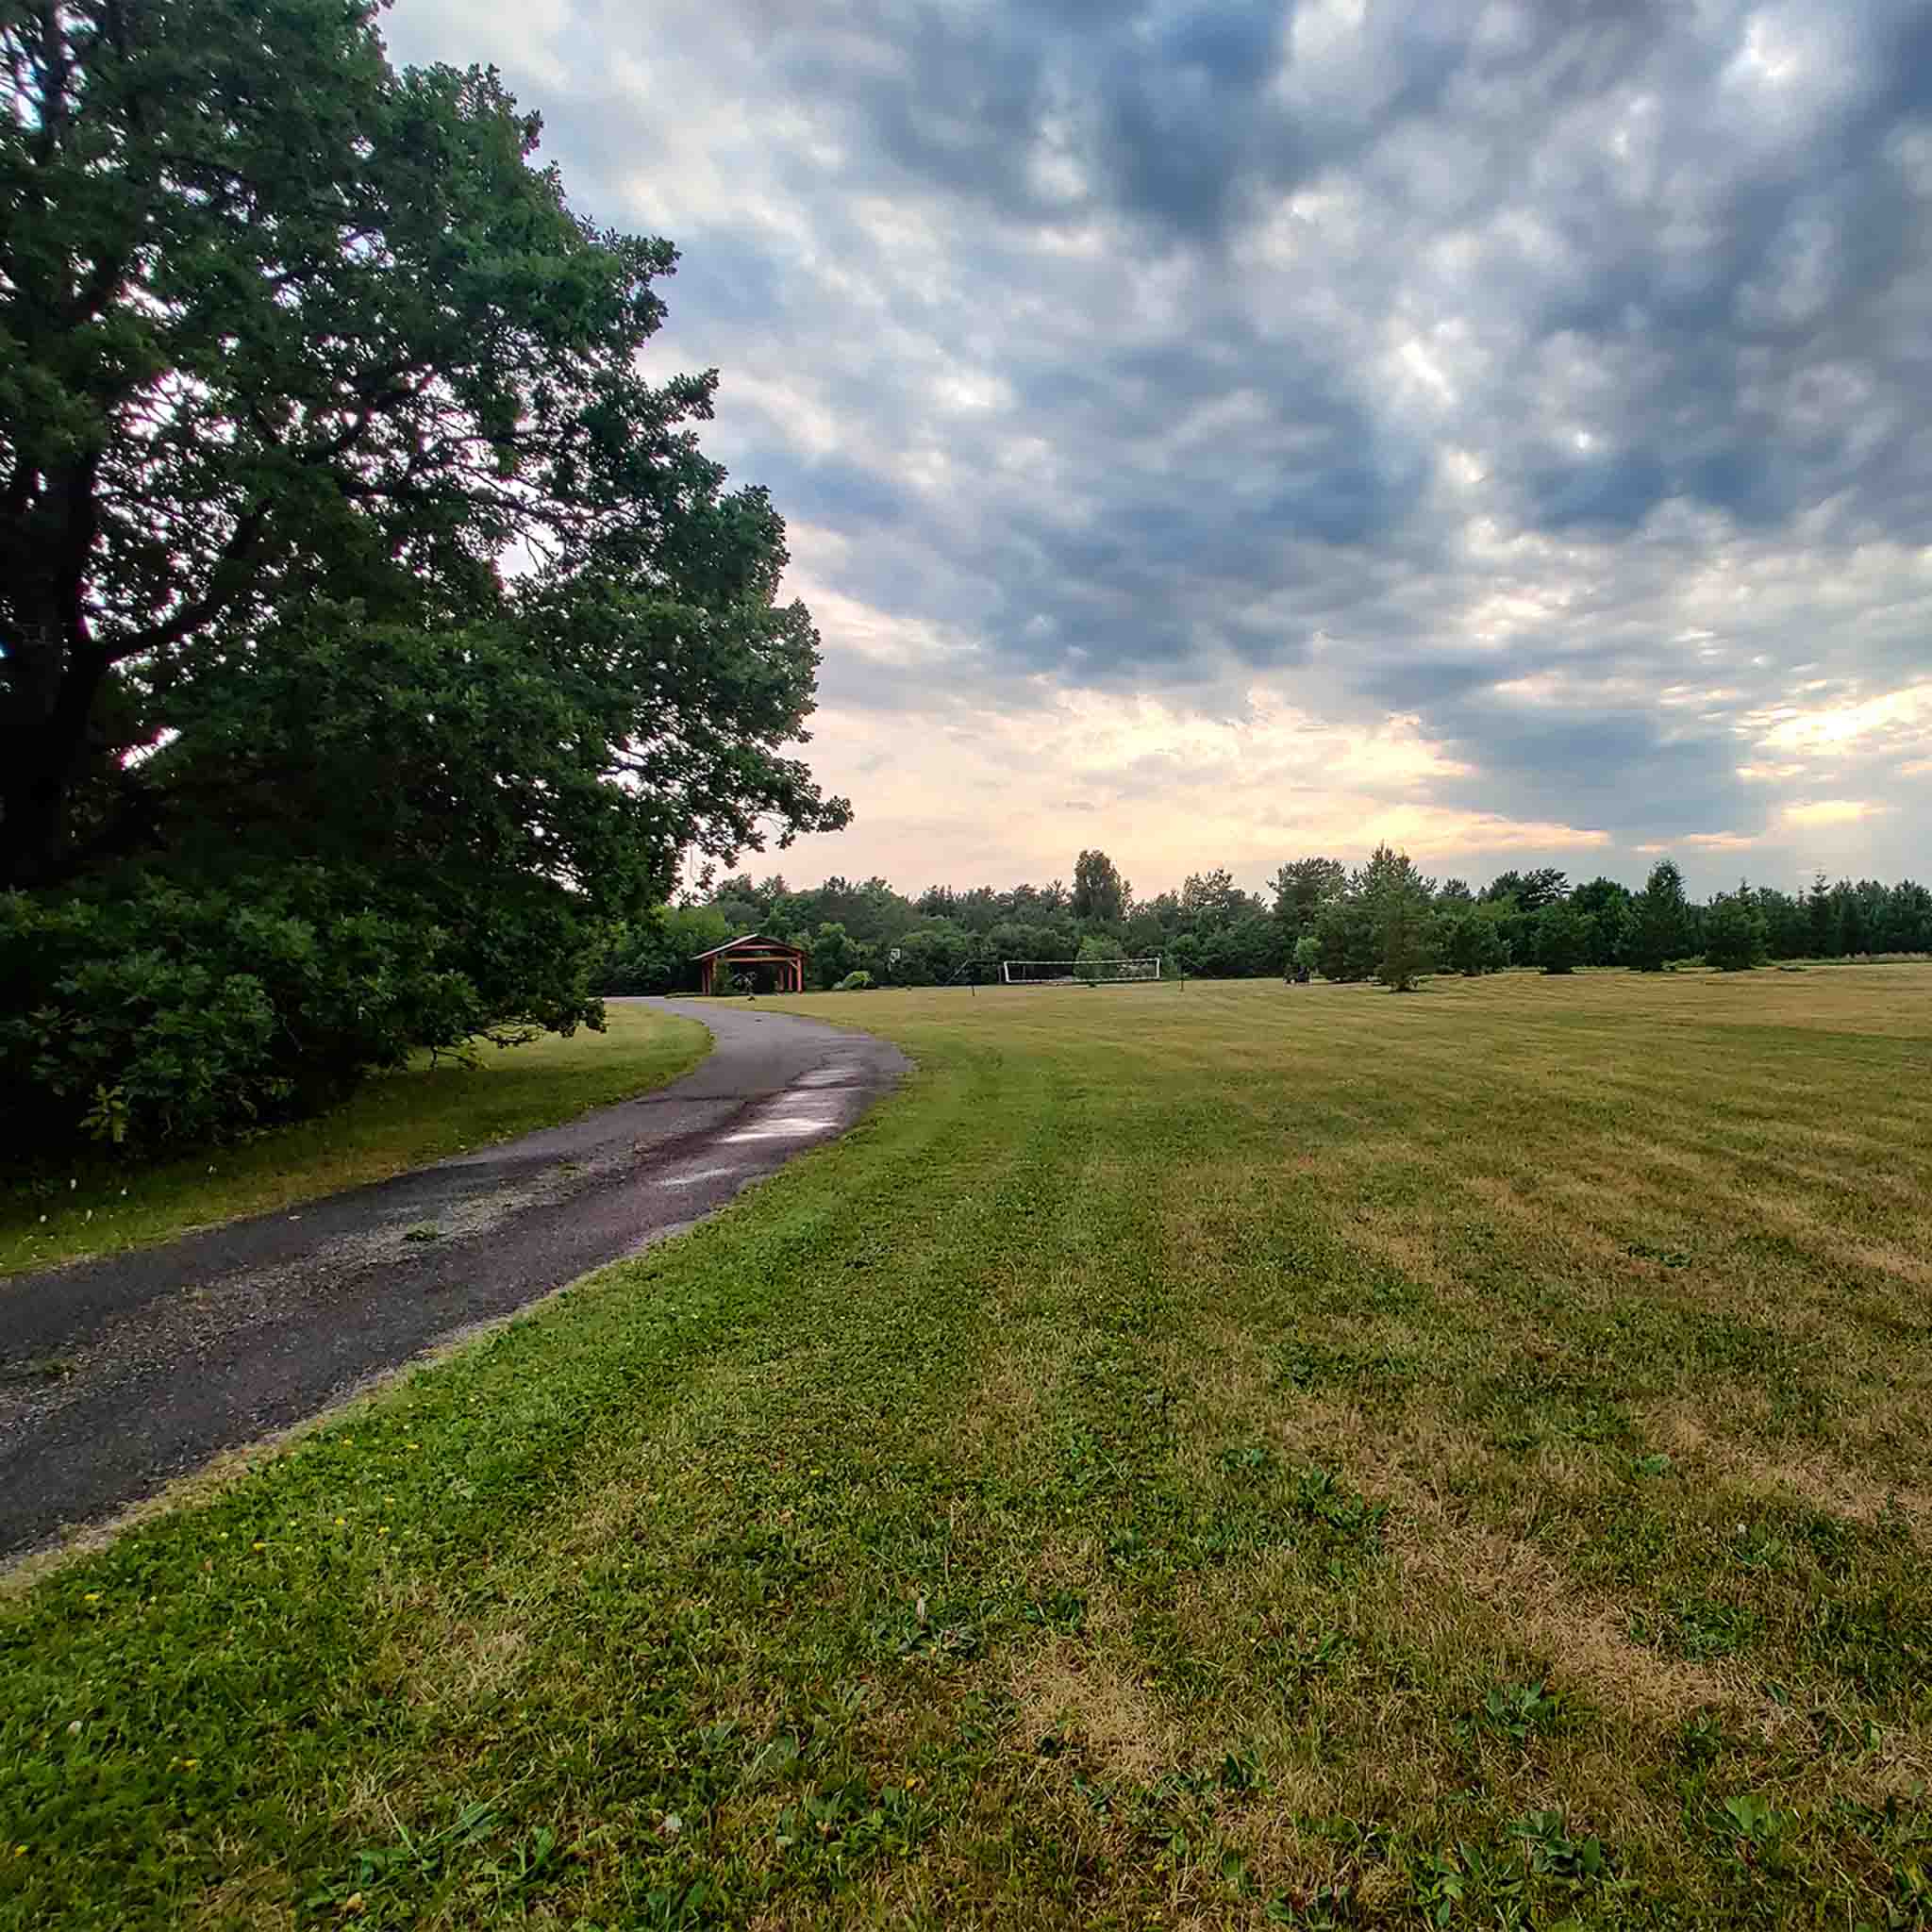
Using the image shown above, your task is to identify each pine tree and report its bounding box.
[1704,882,1769,971]
[1624,858,1690,972]
[1363,843,1433,991]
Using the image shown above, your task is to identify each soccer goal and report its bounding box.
[1001,957,1162,986]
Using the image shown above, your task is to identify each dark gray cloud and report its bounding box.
[382,0,1932,889]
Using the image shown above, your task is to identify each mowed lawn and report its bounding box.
[0,1003,711,1276]
[4,969,1931,1929]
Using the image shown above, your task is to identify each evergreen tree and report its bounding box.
[1535,901,1591,974]
[1441,904,1510,975]
[1807,872,1836,957]
[1704,883,1769,971]
[1624,858,1690,971]
[1570,877,1632,964]
[1364,843,1433,991]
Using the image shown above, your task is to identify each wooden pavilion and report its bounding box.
[691,932,808,995]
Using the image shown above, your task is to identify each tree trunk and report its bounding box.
[0,613,105,891]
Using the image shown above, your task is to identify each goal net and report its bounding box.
[1001,957,1162,986]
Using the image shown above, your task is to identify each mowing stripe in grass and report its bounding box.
[3,971,1930,1928]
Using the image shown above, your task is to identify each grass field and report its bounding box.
[3,967,1930,1928]
[0,1003,711,1276]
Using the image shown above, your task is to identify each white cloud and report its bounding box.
[1782,798,1890,827]
[1637,831,1762,853]
[1757,681,1932,754]
[375,0,1932,895]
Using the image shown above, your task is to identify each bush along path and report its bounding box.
[0,1002,905,1560]
[1,1003,711,1277]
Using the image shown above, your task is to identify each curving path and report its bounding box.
[0,1000,906,1560]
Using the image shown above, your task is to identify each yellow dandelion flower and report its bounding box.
[82,1591,101,1603]
[334,1517,345,1526]
[252,1541,266,1551]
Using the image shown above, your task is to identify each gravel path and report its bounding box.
[0,1000,906,1560]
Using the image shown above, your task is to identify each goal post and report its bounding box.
[1000,957,1162,986]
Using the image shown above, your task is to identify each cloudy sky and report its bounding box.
[386,0,1931,898]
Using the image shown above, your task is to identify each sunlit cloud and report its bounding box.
[1637,831,1763,854]
[1782,798,1890,827]
[787,667,1607,893]
[1756,682,1932,755]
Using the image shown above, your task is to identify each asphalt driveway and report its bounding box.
[0,999,906,1560]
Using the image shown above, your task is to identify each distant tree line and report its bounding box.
[601,847,1932,993]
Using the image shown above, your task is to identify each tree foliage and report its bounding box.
[1624,859,1691,972]
[1,1,846,1153]
[1703,882,1770,972]
[1273,856,1347,938]
[1441,902,1509,975]
[2,870,509,1148]
[1361,843,1433,991]
[1483,867,1569,912]
[1072,848,1130,924]
[1535,900,1590,974]
[1074,933,1126,983]
[630,851,1932,1007]
[1569,877,1632,965]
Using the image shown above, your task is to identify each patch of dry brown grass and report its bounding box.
[1009,1640,1175,1785]
[1640,1396,1932,1532]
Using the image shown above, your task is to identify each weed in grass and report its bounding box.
[1675,1710,1732,1768]
[1645,1594,1765,1660]
[1021,1589,1088,1635]
[301,1800,529,1923]
[1713,1790,1797,1876]
[1508,1807,1612,1886]
[1264,1880,1338,1923]
[1459,1680,1567,1749]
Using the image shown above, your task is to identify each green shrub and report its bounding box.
[0,871,504,1157]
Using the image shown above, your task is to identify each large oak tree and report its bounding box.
[0,0,847,1148]
[1,0,844,888]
